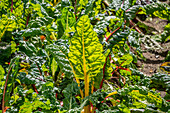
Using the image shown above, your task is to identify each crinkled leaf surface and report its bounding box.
[46,40,74,78]
[69,15,105,80]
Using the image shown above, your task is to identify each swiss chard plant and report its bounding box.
[0,0,169,113]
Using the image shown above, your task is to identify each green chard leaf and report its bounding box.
[69,15,105,80]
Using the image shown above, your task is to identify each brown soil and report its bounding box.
[137,16,169,76]
[138,42,169,76]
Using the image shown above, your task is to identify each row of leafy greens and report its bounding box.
[0,0,169,113]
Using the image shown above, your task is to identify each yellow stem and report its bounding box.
[82,25,90,113]
[69,62,84,99]
[54,0,56,4]
[60,51,84,98]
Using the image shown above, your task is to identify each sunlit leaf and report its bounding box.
[69,15,105,80]
[51,58,58,78]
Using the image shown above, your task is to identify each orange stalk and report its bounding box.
[91,81,94,94]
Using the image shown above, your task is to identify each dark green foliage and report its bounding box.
[46,40,74,79]
[150,73,170,93]
[86,89,108,111]
[116,85,170,112]
[0,42,11,65]
[62,82,80,110]
[0,0,169,112]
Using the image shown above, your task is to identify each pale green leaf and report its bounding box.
[51,58,58,78]
[118,54,133,66]
[69,15,105,80]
